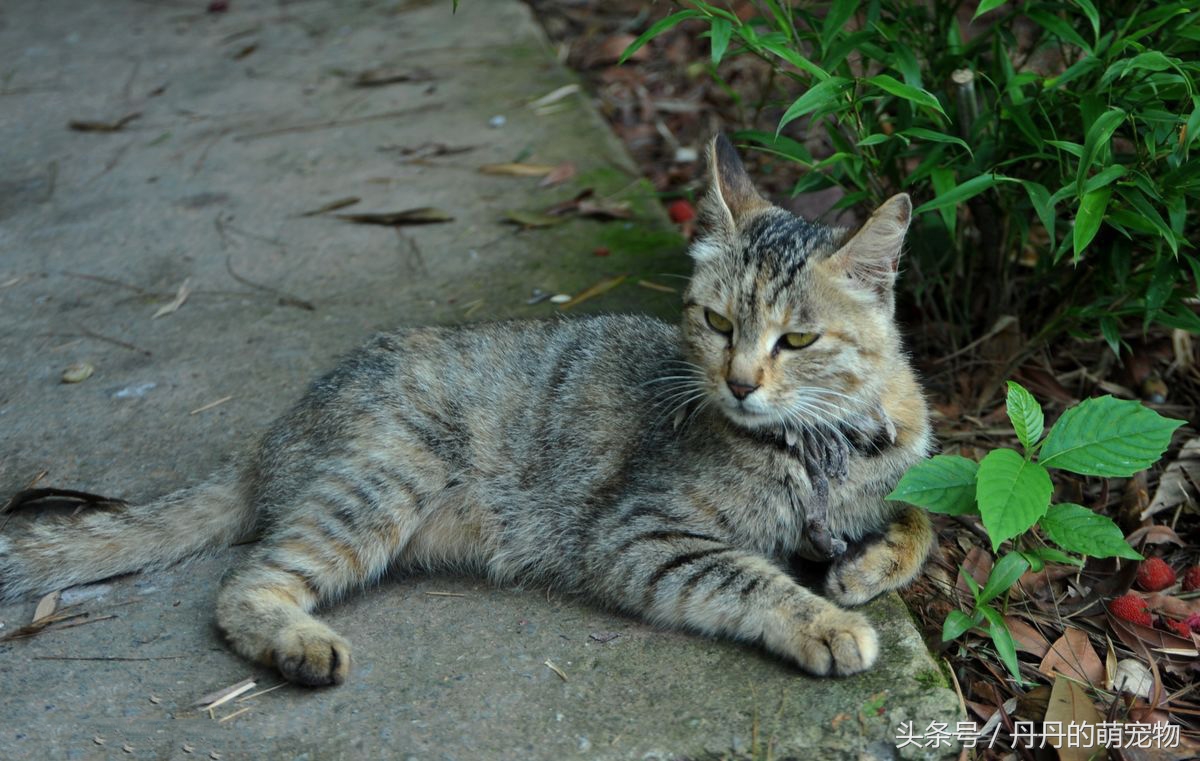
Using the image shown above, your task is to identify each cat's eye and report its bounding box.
[704,309,733,335]
[779,332,819,350]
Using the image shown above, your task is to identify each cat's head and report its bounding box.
[681,134,911,433]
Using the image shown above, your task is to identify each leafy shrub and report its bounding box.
[624,1,1200,349]
[886,381,1183,679]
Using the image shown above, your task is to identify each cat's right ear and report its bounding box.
[694,134,768,262]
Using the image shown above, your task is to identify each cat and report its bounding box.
[0,135,934,686]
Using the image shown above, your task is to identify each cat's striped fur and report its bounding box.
[0,135,934,685]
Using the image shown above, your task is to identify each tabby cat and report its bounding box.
[0,135,934,686]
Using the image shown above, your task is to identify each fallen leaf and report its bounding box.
[1044,676,1103,761]
[558,274,626,310]
[956,546,992,602]
[298,197,360,217]
[1039,627,1105,684]
[69,112,141,132]
[637,280,676,294]
[1143,436,1200,519]
[61,362,94,384]
[576,199,632,220]
[538,162,576,188]
[1004,615,1050,657]
[335,208,453,226]
[1112,658,1153,698]
[32,590,60,624]
[351,66,433,87]
[503,210,564,229]
[1125,524,1186,548]
[543,188,595,216]
[589,632,620,643]
[528,84,580,109]
[1106,607,1199,660]
[479,162,558,177]
[152,278,191,319]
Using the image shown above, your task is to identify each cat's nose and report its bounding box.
[726,379,759,400]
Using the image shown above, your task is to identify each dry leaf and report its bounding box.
[1125,524,1186,547]
[503,210,564,229]
[335,208,453,226]
[298,197,360,217]
[543,659,567,681]
[1039,627,1105,684]
[479,162,558,177]
[69,112,141,132]
[558,274,627,310]
[153,278,191,319]
[61,362,94,384]
[1112,658,1153,698]
[538,162,576,188]
[1143,436,1200,519]
[956,546,992,602]
[637,280,676,294]
[1004,615,1050,657]
[528,84,580,109]
[32,590,60,624]
[576,199,632,220]
[1105,607,1199,660]
[1044,676,1103,761]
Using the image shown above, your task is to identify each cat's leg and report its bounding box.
[590,532,878,676]
[216,482,422,686]
[824,505,933,606]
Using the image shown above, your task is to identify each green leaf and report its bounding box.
[777,77,850,133]
[1021,180,1056,242]
[1005,381,1044,453]
[710,19,732,65]
[1039,396,1184,476]
[1028,8,1092,53]
[930,167,957,237]
[972,0,1008,20]
[900,127,973,155]
[619,11,700,64]
[1039,503,1143,560]
[887,455,980,515]
[978,552,1031,605]
[1072,187,1111,261]
[979,605,1023,681]
[943,609,980,642]
[1071,0,1101,44]
[1076,109,1126,195]
[856,133,891,148]
[866,74,947,119]
[1023,546,1084,567]
[1099,316,1121,357]
[976,448,1053,551]
[913,173,1014,215]
[820,0,860,52]
[758,40,831,81]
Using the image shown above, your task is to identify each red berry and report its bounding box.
[1167,619,1192,638]
[207,0,229,12]
[1136,557,1176,592]
[1108,594,1153,627]
[1188,613,1200,632]
[667,199,695,223]
[1183,566,1200,592]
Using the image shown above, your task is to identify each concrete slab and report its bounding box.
[0,1,960,758]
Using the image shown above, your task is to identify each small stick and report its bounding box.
[217,706,252,724]
[543,660,568,682]
[235,682,286,702]
[189,396,234,415]
[424,591,466,598]
[193,678,256,709]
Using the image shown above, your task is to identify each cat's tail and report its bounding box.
[0,469,256,602]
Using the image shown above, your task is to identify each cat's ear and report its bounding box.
[696,134,769,246]
[827,193,911,308]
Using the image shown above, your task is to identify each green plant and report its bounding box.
[623,2,1200,351]
[886,381,1183,680]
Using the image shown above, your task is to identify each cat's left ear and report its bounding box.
[827,193,911,309]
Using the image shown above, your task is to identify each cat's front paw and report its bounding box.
[824,508,933,606]
[273,621,352,686]
[781,608,879,676]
